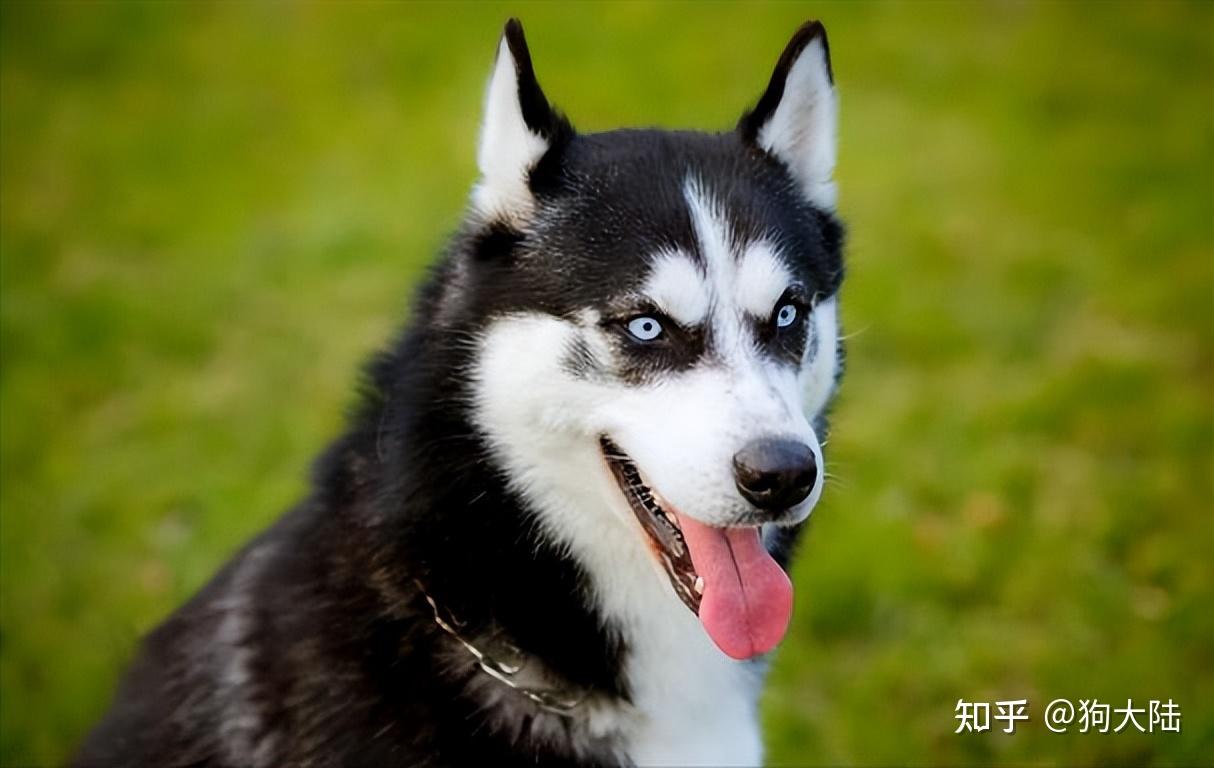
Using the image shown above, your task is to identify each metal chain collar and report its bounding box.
[415,580,587,717]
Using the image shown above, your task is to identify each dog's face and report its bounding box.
[461,20,842,660]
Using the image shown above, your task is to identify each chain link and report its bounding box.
[415,580,587,716]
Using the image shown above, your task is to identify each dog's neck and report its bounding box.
[434,431,771,766]
[341,343,767,764]
[413,577,591,716]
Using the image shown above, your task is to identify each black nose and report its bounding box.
[733,438,817,512]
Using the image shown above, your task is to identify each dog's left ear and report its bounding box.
[737,21,838,211]
[473,19,571,220]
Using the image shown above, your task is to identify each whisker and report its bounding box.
[837,324,871,341]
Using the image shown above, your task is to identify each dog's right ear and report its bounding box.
[473,19,571,221]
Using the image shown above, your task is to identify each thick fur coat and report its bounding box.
[76,19,845,767]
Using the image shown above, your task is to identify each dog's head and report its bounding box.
[455,20,843,660]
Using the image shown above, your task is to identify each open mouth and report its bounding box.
[600,436,794,660]
[600,436,702,614]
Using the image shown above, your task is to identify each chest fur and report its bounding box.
[621,608,764,766]
[578,516,767,766]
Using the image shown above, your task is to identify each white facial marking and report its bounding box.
[801,296,839,419]
[683,179,746,354]
[472,38,550,220]
[756,35,838,210]
[642,251,709,327]
[684,180,734,279]
[736,241,794,319]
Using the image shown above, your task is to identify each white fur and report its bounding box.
[683,180,737,348]
[642,250,710,327]
[736,241,794,319]
[801,296,839,420]
[472,37,550,220]
[213,545,278,768]
[755,36,838,210]
[468,181,841,764]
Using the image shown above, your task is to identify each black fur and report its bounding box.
[76,18,843,767]
[503,19,574,149]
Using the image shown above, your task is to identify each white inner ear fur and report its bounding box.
[472,37,549,220]
[756,36,838,210]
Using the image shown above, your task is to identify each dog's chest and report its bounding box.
[620,611,764,766]
[583,538,765,766]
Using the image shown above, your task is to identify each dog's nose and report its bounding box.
[733,438,817,512]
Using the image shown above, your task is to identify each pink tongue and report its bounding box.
[676,513,793,660]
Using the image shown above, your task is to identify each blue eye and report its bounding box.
[775,303,798,328]
[627,316,663,341]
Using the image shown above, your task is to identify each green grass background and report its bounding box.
[2,1,1211,765]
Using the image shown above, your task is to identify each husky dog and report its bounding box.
[77,18,844,768]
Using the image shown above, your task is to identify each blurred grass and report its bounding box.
[1,1,1211,765]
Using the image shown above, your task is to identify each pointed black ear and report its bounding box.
[473,19,572,219]
[500,19,567,142]
[738,21,838,210]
